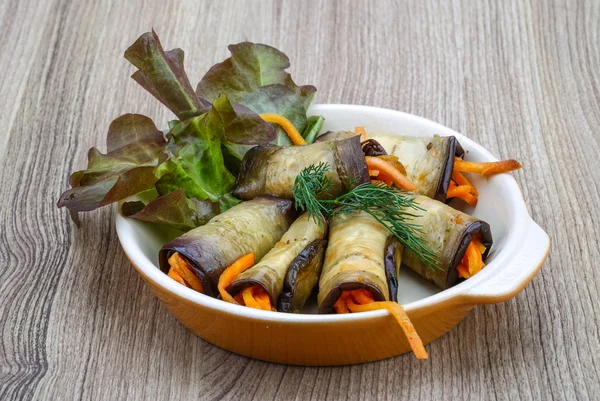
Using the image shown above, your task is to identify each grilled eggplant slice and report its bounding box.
[402,195,493,289]
[316,131,464,201]
[159,196,296,297]
[232,136,369,200]
[229,213,328,312]
[369,134,463,201]
[317,211,403,314]
[278,238,327,313]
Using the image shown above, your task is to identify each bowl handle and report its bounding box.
[463,219,550,304]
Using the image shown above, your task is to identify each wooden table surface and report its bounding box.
[1,0,599,400]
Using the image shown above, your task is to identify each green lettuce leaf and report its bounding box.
[196,42,316,108]
[125,30,208,120]
[57,114,166,213]
[155,109,236,201]
[217,193,242,212]
[301,115,325,144]
[121,189,217,232]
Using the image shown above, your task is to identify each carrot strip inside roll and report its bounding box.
[365,156,417,191]
[449,157,521,203]
[260,113,306,145]
[333,289,428,359]
[457,237,486,279]
[241,285,274,311]
[167,252,204,292]
[217,253,255,304]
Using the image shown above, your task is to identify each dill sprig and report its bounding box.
[292,163,439,271]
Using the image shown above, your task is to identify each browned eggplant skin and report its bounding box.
[447,221,492,288]
[227,214,327,310]
[158,196,296,297]
[278,239,327,313]
[384,237,402,302]
[229,239,327,312]
[434,137,464,202]
[361,139,388,156]
[401,196,492,289]
[232,136,369,200]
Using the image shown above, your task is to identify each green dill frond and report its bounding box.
[292,164,440,271]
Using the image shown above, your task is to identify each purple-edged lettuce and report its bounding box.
[196,42,316,108]
[121,189,218,232]
[57,114,166,214]
[124,30,208,120]
[197,42,320,151]
[58,31,319,232]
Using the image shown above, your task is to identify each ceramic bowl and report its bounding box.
[116,104,550,366]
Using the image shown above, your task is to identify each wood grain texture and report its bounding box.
[0,0,598,399]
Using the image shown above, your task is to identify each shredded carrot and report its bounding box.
[447,184,478,206]
[451,170,478,196]
[377,155,407,176]
[365,156,417,191]
[167,253,203,292]
[168,270,186,286]
[447,181,477,206]
[454,157,522,178]
[234,293,244,304]
[457,238,486,279]
[259,113,306,145]
[447,185,473,199]
[240,285,274,311]
[354,126,367,142]
[449,162,479,204]
[334,289,428,359]
[217,253,255,304]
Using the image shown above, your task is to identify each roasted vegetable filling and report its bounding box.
[333,289,428,359]
[217,253,255,303]
[457,236,487,279]
[366,155,416,191]
[216,253,276,311]
[167,252,203,292]
[449,157,523,205]
[234,285,274,311]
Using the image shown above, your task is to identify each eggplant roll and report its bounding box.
[229,213,328,313]
[402,195,493,289]
[317,211,403,314]
[232,136,369,200]
[159,196,296,297]
[316,131,464,201]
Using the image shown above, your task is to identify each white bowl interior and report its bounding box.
[116,104,529,318]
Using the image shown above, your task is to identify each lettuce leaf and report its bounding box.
[211,94,276,145]
[196,42,316,109]
[57,114,166,213]
[125,30,208,120]
[155,109,235,201]
[197,43,316,159]
[301,115,325,144]
[121,189,217,232]
[59,32,319,231]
